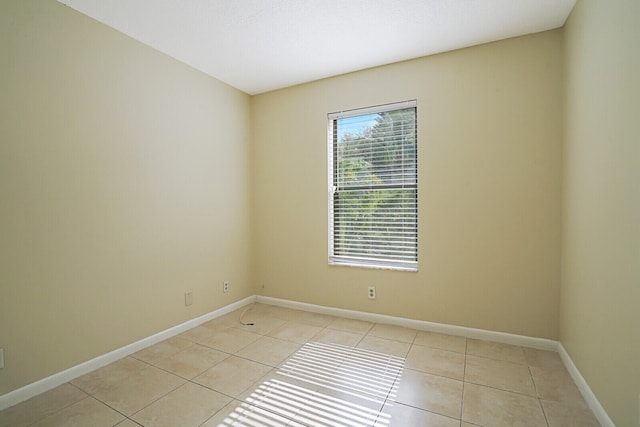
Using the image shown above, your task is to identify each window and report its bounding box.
[328,100,418,271]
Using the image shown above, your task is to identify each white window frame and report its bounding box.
[328,100,418,271]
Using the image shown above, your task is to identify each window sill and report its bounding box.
[328,259,418,272]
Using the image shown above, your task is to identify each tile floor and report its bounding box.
[0,303,601,427]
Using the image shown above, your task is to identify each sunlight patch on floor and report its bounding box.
[218,341,405,427]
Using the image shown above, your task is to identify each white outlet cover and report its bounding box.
[368,286,376,299]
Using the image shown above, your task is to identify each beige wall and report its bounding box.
[0,0,253,394]
[252,30,563,339]
[561,1,640,425]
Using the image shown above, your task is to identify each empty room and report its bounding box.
[1,0,638,426]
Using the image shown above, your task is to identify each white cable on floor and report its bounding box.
[239,302,256,326]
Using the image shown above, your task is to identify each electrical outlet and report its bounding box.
[368,286,376,299]
[0,348,4,369]
[223,281,229,293]
[184,291,193,306]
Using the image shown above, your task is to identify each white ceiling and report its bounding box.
[59,0,576,95]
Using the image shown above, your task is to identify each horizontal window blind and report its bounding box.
[328,101,417,270]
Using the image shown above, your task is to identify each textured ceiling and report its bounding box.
[59,0,576,95]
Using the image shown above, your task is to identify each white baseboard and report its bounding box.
[0,295,256,411]
[258,295,614,426]
[558,343,615,427]
[257,295,558,351]
[2,294,614,427]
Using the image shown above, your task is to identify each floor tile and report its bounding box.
[236,315,289,335]
[241,304,284,317]
[200,400,243,427]
[132,382,231,427]
[268,321,324,344]
[414,331,467,353]
[523,347,564,370]
[392,368,463,419]
[131,336,194,365]
[236,336,301,367]
[207,309,245,327]
[530,365,588,406]
[311,328,364,347]
[368,324,417,343]
[71,357,148,395]
[462,383,547,427]
[251,305,301,321]
[541,399,601,427]
[91,365,185,416]
[279,341,345,387]
[178,325,219,343]
[202,399,293,427]
[280,342,402,404]
[216,307,290,335]
[377,401,459,427]
[193,356,272,397]
[31,396,124,427]
[406,344,465,380]
[321,358,396,403]
[0,305,596,427]
[357,335,411,358]
[196,326,262,354]
[272,307,307,321]
[0,383,87,427]
[288,310,336,327]
[315,383,386,413]
[465,354,536,396]
[240,376,315,421]
[202,318,237,331]
[154,343,228,379]
[466,339,527,364]
[238,368,319,408]
[328,317,375,334]
[293,387,381,427]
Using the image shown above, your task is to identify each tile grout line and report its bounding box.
[461,380,545,400]
[124,374,187,422]
[85,395,132,426]
[460,337,468,426]
[529,363,552,427]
